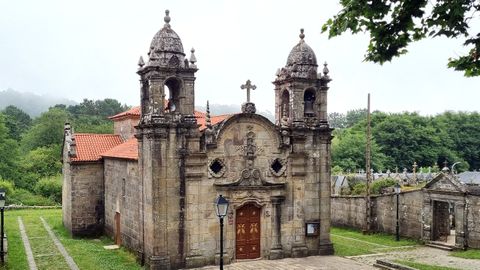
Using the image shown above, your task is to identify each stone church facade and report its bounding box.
[62,10,334,269]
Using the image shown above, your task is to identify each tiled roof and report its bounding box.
[100,106,231,161]
[197,113,231,131]
[109,106,231,130]
[101,138,138,160]
[71,134,123,162]
[108,107,140,120]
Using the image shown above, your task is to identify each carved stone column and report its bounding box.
[269,196,284,259]
[455,202,467,249]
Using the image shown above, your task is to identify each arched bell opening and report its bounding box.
[281,90,290,119]
[164,77,182,113]
[304,89,316,117]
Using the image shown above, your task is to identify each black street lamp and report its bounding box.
[215,195,229,270]
[0,188,5,263]
[394,183,401,241]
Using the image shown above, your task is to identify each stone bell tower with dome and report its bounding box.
[135,10,202,269]
[273,29,334,255]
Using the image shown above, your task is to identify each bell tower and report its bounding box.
[273,29,334,256]
[137,10,198,124]
[135,10,200,269]
[273,29,331,129]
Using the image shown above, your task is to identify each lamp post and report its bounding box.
[215,195,229,270]
[394,183,400,241]
[0,188,5,263]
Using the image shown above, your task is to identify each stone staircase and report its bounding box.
[425,241,455,251]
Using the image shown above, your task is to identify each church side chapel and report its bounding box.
[62,10,334,269]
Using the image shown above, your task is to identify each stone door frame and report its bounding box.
[217,187,286,261]
[422,192,466,248]
[432,200,451,242]
[114,211,121,246]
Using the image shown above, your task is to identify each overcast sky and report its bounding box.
[1,0,479,115]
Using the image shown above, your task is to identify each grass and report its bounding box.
[450,248,480,260]
[395,259,461,270]
[1,208,142,270]
[331,226,419,256]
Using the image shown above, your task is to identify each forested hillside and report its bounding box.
[0,99,129,205]
[330,110,480,173]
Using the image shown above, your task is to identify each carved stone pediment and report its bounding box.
[424,172,466,194]
[214,167,286,188]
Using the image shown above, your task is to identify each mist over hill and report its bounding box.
[0,89,77,116]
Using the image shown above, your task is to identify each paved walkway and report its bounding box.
[189,256,375,270]
[18,217,38,270]
[17,215,79,270]
[40,217,79,270]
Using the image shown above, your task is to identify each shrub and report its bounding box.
[0,178,15,204]
[34,175,62,204]
[9,188,56,206]
[351,182,366,195]
[371,178,397,194]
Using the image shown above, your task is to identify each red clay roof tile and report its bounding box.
[101,138,138,160]
[71,134,123,162]
[108,107,140,120]
[94,107,232,161]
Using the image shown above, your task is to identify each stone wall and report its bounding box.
[114,117,139,140]
[103,158,141,252]
[374,191,423,239]
[331,196,366,229]
[64,162,105,236]
[331,190,423,239]
[62,145,73,232]
[467,194,480,248]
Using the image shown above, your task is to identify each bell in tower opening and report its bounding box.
[304,89,316,117]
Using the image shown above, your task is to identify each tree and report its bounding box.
[372,113,443,169]
[2,105,32,140]
[435,111,480,170]
[67,98,128,118]
[0,114,20,182]
[332,129,388,172]
[17,146,62,190]
[328,112,347,128]
[20,108,70,153]
[323,0,480,77]
[346,108,367,128]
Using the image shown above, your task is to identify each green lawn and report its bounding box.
[1,208,142,270]
[395,259,461,270]
[450,248,480,260]
[331,226,419,256]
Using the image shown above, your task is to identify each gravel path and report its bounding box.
[348,246,480,270]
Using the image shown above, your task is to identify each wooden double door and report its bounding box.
[236,204,261,259]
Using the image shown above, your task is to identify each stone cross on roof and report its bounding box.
[240,79,256,103]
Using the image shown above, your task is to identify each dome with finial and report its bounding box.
[147,10,186,67]
[286,29,317,67]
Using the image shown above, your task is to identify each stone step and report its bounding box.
[426,243,454,251]
[374,260,416,270]
[373,263,396,270]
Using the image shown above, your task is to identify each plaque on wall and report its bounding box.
[305,222,320,236]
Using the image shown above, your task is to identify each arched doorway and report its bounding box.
[236,204,261,259]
